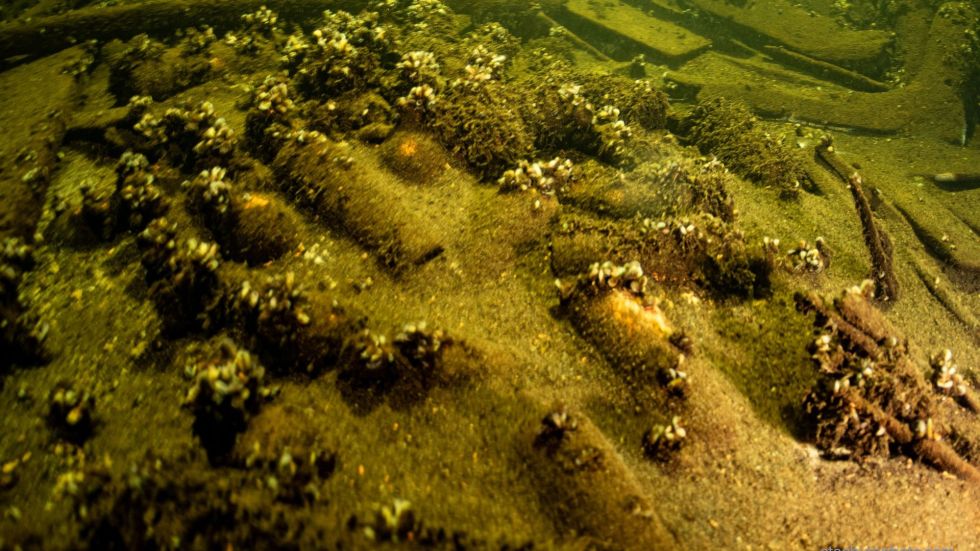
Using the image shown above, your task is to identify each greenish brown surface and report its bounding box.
[0,1,979,550]
[678,0,893,68]
[562,0,711,61]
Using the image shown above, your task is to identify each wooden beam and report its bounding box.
[0,0,368,61]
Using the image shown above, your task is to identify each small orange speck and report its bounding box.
[357,464,365,476]
[398,138,419,157]
[243,193,270,210]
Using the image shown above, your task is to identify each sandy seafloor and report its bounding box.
[1,0,979,549]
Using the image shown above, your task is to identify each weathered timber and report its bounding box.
[0,0,368,61]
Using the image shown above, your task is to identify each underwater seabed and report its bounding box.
[0,0,978,549]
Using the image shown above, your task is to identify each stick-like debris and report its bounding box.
[847,172,899,302]
[841,388,980,485]
[797,289,980,486]
[815,139,899,303]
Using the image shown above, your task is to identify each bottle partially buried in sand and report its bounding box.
[272,133,445,272]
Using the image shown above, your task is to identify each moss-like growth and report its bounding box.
[132,100,239,171]
[47,381,96,444]
[308,90,396,142]
[517,76,638,166]
[379,130,450,183]
[184,338,272,460]
[1,237,48,370]
[107,34,212,103]
[243,74,296,162]
[551,212,771,298]
[577,73,670,131]
[681,97,813,198]
[137,219,224,335]
[797,286,980,483]
[429,81,534,179]
[290,10,394,99]
[570,156,735,223]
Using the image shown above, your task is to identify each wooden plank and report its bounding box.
[763,45,890,93]
[0,0,368,61]
[665,14,966,144]
[677,0,891,69]
[0,47,83,239]
[666,53,904,134]
[558,0,711,63]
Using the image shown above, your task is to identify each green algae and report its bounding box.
[0,1,978,549]
[710,293,817,433]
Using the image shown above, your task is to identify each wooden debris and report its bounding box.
[762,45,890,93]
[665,9,968,142]
[815,140,899,303]
[534,11,611,62]
[0,0,368,61]
[551,0,711,64]
[848,172,900,304]
[842,388,980,485]
[932,173,980,190]
[678,0,892,70]
[0,47,85,240]
[797,289,980,486]
[794,292,882,360]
